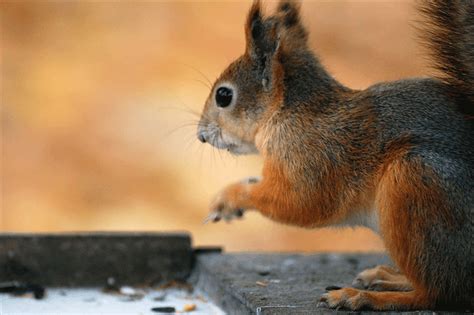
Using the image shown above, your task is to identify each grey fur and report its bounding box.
[366,78,473,306]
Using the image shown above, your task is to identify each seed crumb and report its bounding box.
[183,303,196,312]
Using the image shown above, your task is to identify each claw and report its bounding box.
[325,285,342,291]
[316,301,329,309]
[203,212,221,224]
[223,208,244,222]
[235,208,244,217]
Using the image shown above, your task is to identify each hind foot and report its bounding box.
[352,265,413,291]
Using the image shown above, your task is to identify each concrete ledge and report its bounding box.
[0,232,192,286]
[193,253,467,315]
[1,233,470,314]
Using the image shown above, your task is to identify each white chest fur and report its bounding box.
[336,209,380,233]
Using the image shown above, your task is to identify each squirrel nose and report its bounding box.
[198,132,207,143]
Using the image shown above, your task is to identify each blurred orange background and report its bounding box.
[1,1,430,252]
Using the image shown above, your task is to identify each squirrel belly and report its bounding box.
[198,0,474,311]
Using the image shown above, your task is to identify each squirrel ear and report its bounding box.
[276,0,308,50]
[245,0,264,57]
[245,1,281,90]
[245,1,280,58]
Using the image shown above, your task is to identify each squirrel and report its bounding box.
[197,0,473,311]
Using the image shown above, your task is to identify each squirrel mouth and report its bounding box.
[225,143,240,154]
[211,138,238,153]
[207,134,248,155]
[197,124,257,155]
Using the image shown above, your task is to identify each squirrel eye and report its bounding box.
[215,87,233,108]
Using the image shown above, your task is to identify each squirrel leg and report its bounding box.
[352,265,413,292]
[319,288,430,311]
[206,160,348,227]
[321,158,456,311]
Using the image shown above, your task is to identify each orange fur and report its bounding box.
[375,157,459,303]
[321,288,431,311]
[353,265,413,292]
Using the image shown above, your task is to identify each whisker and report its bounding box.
[172,99,217,127]
[181,63,213,88]
[192,78,212,91]
[158,104,201,118]
[198,144,205,179]
[217,128,225,162]
[183,134,199,153]
[162,121,203,139]
[211,140,217,170]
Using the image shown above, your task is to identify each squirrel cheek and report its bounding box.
[254,130,270,153]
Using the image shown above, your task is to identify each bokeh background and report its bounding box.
[2,1,431,251]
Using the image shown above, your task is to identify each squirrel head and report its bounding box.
[197,0,308,155]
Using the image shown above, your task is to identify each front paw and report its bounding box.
[204,184,247,223]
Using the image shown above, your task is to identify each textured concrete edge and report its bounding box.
[191,253,368,315]
[0,234,470,315]
[190,253,470,315]
[191,253,255,315]
[0,231,192,239]
[0,232,193,286]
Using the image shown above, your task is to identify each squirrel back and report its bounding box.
[420,0,474,116]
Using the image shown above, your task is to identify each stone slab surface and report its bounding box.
[0,232,192,286]
[193,253,469,315]
[0,287,225,315]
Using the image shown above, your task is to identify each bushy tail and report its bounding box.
[420,0,474,116]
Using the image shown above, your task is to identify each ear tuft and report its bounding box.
[245,0,279,59]
[276,0,307,51]
[246,0,263,42]
[277,0,301,28]
[244,0,283,91]
[280,2,291,12]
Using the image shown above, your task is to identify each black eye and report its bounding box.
[215,87,233,108]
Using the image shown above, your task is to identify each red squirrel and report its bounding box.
[197,0,473,311]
